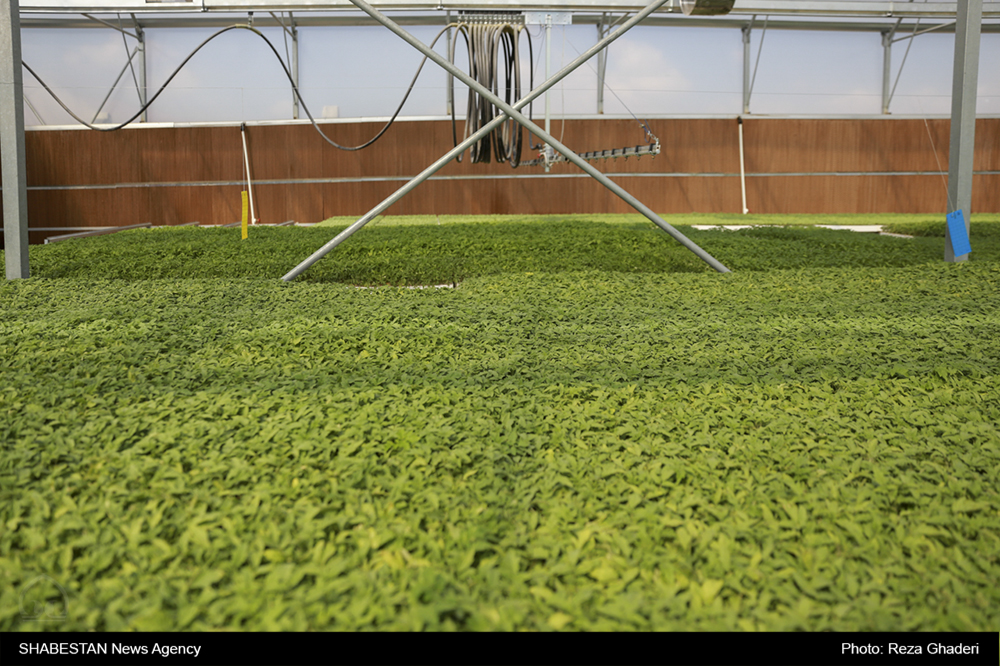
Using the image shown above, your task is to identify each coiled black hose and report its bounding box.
[449,20,533,166]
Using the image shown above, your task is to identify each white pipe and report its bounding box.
[240,123,257,224]
[738,116,749,214]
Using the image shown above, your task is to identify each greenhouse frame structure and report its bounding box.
[2,0,995,277]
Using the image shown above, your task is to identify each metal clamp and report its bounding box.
[457,10,524,25]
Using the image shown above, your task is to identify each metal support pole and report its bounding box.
[946,0,982,262]
[545,13,552,136]
[747,15,767,114]
[880,30,891,114]
[741,21,751,114]
[272,11,299,119]
[135,19,147,122]
[82,13,139,40]
[543,13,555,171]
[23,91,44,125]
[596,13,606,114]
[445,10,452,116]
[893,20,957,43]
[283,0,730,281]
[92,45,138,124]
[2,0,28,278]
[290,13,299,120]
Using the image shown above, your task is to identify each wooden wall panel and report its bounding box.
[145,186,243,226]
[742,118,999,174]
[746,174,1000,214]
[27,188,148,229]
[12,117,1000,245]
[138,127,245,185]
[26,128,140,186]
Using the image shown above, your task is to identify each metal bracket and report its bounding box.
[458,10,525,24]
[524,11,571,24]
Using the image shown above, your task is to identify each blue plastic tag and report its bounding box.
[946,209,972,257]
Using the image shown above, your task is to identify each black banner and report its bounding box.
[1,632,997,666]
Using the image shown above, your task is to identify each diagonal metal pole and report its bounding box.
[283,0,670,282]
[92,45,139,124]
[354,0,731,273]
[282,0,729,281]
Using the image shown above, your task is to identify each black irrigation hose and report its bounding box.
[448,21,535,167]
[23,23,453,151]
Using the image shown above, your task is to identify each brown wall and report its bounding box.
[12,116,1000,244]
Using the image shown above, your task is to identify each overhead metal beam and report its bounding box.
[16,0,1000,18]
[81,11,137,37]
[946,0,982,262]
[19,13,1000,33]
[19,14,454,28]
[631,15,999,30]
[728,0,985,17]
[892,18,957,41]
[2,0,29,278]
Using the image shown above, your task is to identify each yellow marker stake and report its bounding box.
[241,191,249,240]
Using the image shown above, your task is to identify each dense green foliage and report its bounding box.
[880,216,1000,239]
[23,216,1000,286]
[2,216,999,631]
[317,212,1000,230]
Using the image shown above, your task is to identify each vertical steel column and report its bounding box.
[881,30,891,114]
[445,11,452,116]
[741,22,751,114]
[135,19,147,122]
[543,13,554,171]
[596,13,606,114]
[946,0,983,262]
[290,13,299,120]
[1,0,29,279]
[545,13,552,136]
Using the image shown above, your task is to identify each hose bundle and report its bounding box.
[449,14,533,167]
